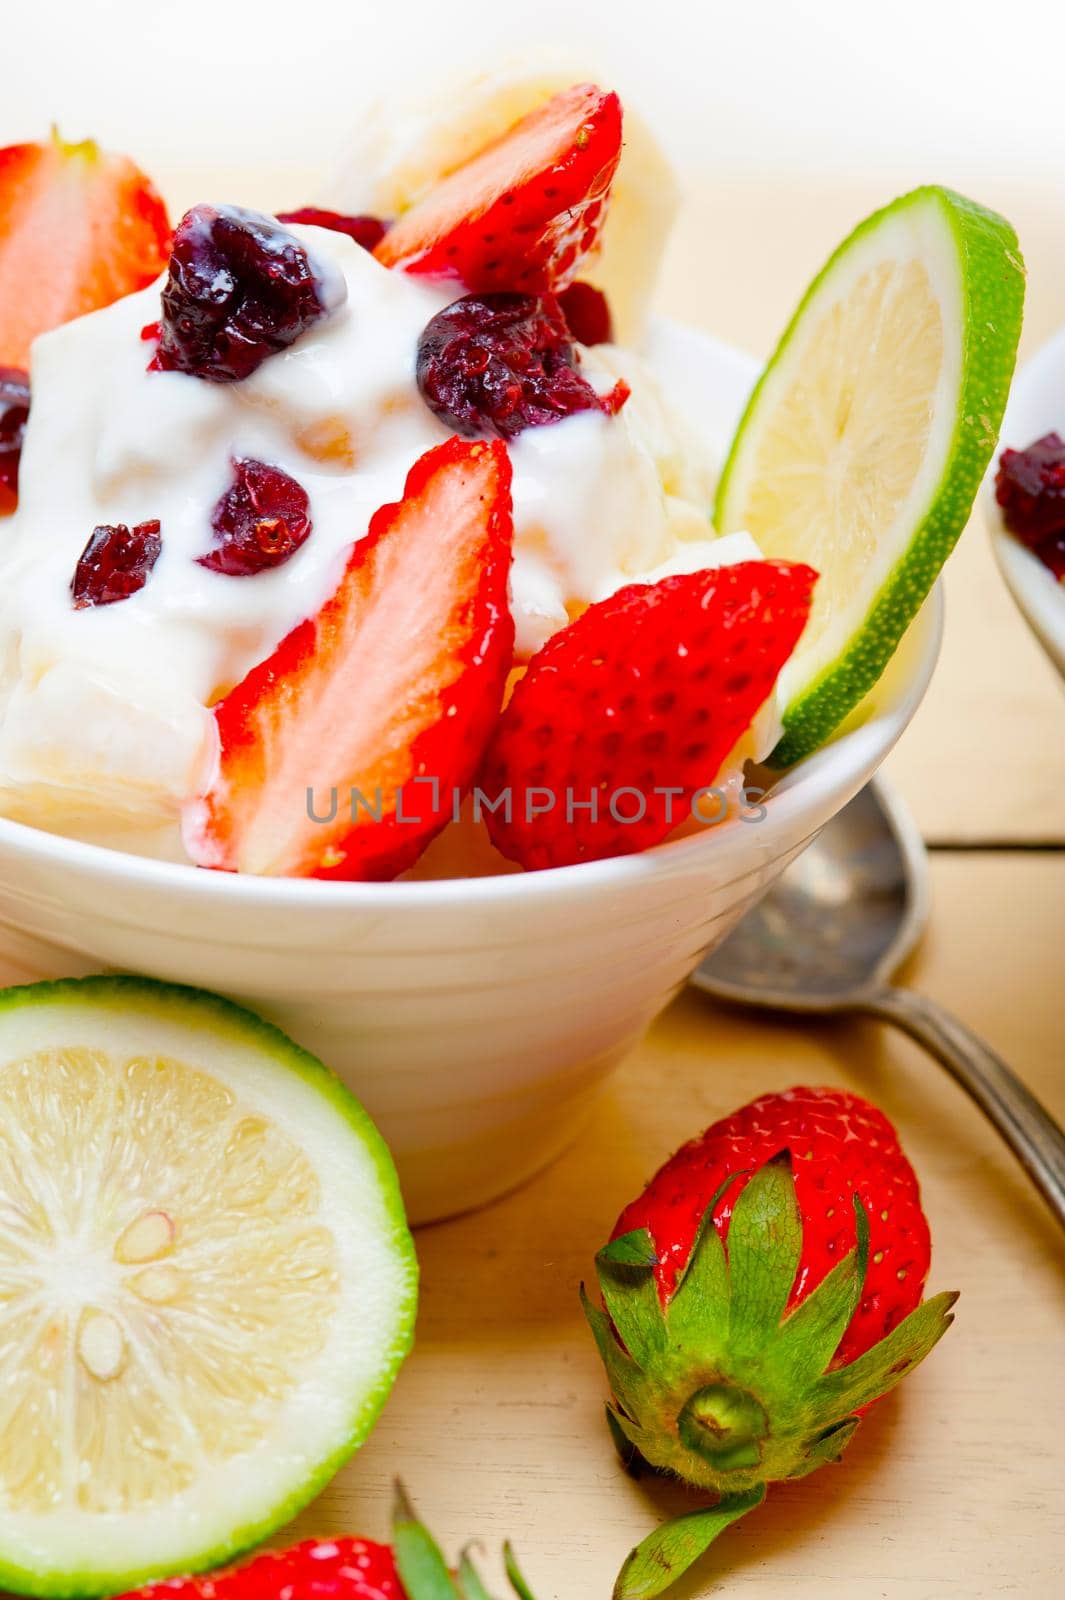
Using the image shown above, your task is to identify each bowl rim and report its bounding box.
[0,590,942,910]
[0,319,943,912]
[990,521,1065,664]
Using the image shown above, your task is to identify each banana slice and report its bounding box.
[319,56,679,345]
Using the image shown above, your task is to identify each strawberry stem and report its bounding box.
[392,1481,462,1599]
[676,1383,768,1471]
[503,1543,538,1600]
[456,1547,493,1600]
[392,1482,540,1600]
[48,123,99,163]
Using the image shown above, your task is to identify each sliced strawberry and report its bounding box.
[480,560,817,871]
[185,437,514,881]
[0,131,171,367]
[374,83,622,293]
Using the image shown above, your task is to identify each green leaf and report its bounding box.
[580,1284,646,1416]
[770,1194,870,1388]
[726,1155,802,1354]
[811,1290,959,1420]
[504,1543,538,1600]
[612,1486,767,1599]
[606,1402,647,1475]
[596,1245,668,1371]
[457,1548,494,1600]
[608,1404,670,1467]
[665,1191,732,1351]
[853,1188,870,1269]
[787,1415,860,1479]
[599,1228,659,1268]
[672,1174,743,1293]
[393,1481,461,1600]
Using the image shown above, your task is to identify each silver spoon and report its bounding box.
[691,777,1065,1228]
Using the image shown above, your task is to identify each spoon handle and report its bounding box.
[864,985,1065,1230]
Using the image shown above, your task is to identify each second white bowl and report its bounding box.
[986,326,1065,679]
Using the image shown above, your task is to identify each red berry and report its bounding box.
[199,458,312,576]
[0,365,29,513]
[277,207,389,253]
[416,291,628,441]
[1037,530,1065,580]
[71,520,162,608]
[558,281,613,345]
[481,560,816,870]
[155,205,343,383]
[995,432,1065,547]
[614,1086,931,1367]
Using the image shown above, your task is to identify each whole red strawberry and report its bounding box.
[584,1087,956,1598]
[116,1485,538,1600]
[618,1085,933,1365]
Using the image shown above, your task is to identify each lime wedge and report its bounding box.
[0,977,416,1597]
[715,185,1025,766]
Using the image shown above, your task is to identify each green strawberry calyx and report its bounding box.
[393,1483,538,1600]
[582,1155,958,1599]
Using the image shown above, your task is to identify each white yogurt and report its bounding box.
[0,223,770,863]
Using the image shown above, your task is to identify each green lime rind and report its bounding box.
[0,975,418,1600]
[714,185,1026,768]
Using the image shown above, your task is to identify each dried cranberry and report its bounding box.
[415,292,629,441]
[995,433,1065,547]
[199,458,312,576]
[72,521,162,608]
[154,204,345,383]
[558,281,613,345]
[276,207,389,252]
[0,367,30,513]
[1036,531,1065,581]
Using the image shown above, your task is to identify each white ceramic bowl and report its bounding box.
[986,326,1065,678]
[0,323,942,1223]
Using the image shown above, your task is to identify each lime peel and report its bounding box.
[0,975,417,1599]
[714,185,1025,766]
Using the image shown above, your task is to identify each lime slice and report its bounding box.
[714,185,1025,766]
[0,977,416,1597]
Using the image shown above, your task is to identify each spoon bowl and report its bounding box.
[693,781,925,1011]
[693,778,1065,1228]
